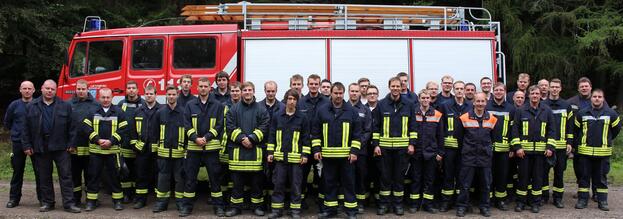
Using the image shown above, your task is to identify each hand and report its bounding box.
[566,144,572,155]
[24,149,33,156]
[97,139,106,146]
[195,137,207,146]
[509,151,514,158]
[349,154,358,164]
[374,146,382,157]
[101,140,112,149]
[242,137,252,148]
[267,155,274,163]
[515,149,525,159]
[436,155,443,161]
[544,149,553,157]
[568,152,574,159]
[67,147,76,153]
[314,152,322,161]
[407,145,415,155]
[301,156,308,165]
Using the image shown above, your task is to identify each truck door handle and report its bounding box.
[112,88,124,93]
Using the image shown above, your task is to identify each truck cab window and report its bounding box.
[70,42,87,77]
[88,41,123,74]
[132,39,163,70]
[173,38,216,69]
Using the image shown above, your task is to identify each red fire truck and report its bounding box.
[57,2,505,102]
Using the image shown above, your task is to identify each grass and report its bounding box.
[0,141,37,181]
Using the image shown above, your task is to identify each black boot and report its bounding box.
[531,204,540,213]
[598,201,609,211]
[268,209,283,219]
[514,203,524,212]
[480,207,491,217]
[152,199,168,213]
[113,200,124,211]
[456,207,466,217]
[553,198,564,208]
[496,200,508,211]
[438,201,449,212]
[408,204,419,214]
[6,200,19,208]
[225,207,241,217]
[291,209,302,219]
[575,199,587,209]
[133,196,146,209]
[254,206,266,216]
[357,203,365,214]
[85,200,97,211]
[394,205,404,215]
[377,205,388,215]
[423,204,438,214]
[215,206,226,217]
[318,210,337,219]
[179,205,192,217]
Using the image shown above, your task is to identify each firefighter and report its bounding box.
[485,82,515,211]
[225,81,270,217]
[396,72,418,105]
[83,88,128,211]
[152,85,187,214]
[213,71,232,106]
[267,89,310,219]
[180,77,226,217]
[178,74,198,107]
[437,75,455,106]
[311,82,361,219]
[455,92,497,217]
[541,78,574,208]
[69,79,100,206]
[409,89,444,214]
[128,85,160,209]
[510,85,556,213]
[117,80,144,204]
[371,77,416,216]
[260,80,284,206]
[574,89,621,211]
[347,83,373,214]
[438,80,472,212]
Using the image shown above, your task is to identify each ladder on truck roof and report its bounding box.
[181,1,493,31]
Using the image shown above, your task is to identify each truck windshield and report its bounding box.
[70,40,123,77]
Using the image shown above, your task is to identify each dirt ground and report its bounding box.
[0,181,621,218]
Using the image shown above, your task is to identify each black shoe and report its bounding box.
[254,207,265,216]
[346,212,357,219]
[394,205,404,215]
[553,198,564,208]
[64,205,81,213]
[6,200,19,208]
[113,201,123,211]
[424,205,438,214]
[357,204,365,214]
[496,200,508,211]
[225,208,241,217]
[215,207,226,217]
[575,199,587,209]
[85,200,97,211]
[39,203,55,212]
[480,208,491,217]
[133,199,146,209]
[598,201,609,211]
[456,207,466,217]
[268,209,283,219]
[152,200,168,213]
[318,211,337,219]
[408,205,419,214]
[179,206,192,217]
[531,205,540,213]
[439,202,449,212]
[291,210,301,219]
[122,195,132,204]
[514,203,524,212]
[592,194,598,202]
[377,206,388,215]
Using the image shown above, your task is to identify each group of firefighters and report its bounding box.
[4,71,620,218]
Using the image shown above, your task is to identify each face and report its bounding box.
[474,93,487,111]
[217,77,228,90]
[41,81,56,100]
[591,91,604,108]
[242,85,255,102]
[180,77,192,91]
[359,81,369,95]
[290,79,303,93]
[286,95,298,109]
[308,78,320,94]
[366,88,378,103]
[198,81,211,97]
[517,77,529,90]
[331,87,344,105]
[126,83,138,98]
[144,89,156,104]
[427,84,439,97]
[549,82,561,97]
[230,86,241,102]
[465,85,476,99]
[20,82,35,99]
[390,80,402,98]
[481,79,492,92]
[166,89,178,105]
[513,91,525,106]
[578,82,591,96]
[264,83,277,101]
[493,85,505,101]
[538,80,549,95]
[453,83,465,99]
[399,76,409,91]
[99,90,113,107]
[320,82,331,96]
[349,85,360,102]
[76,83,88,99]
[419,93,431,108]
[529,89,541,104]
[441,78,453,92]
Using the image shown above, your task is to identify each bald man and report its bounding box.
[4,81,42,208]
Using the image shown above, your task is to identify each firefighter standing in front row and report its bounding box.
[574,89,621,211]
[152,85,187,214]
[511,85,556,213]
[117,80,144,204]
[83,88,127,211]
[371,77,416,216]
[267,88,310,219]
[225,81,270,217]
[455,92,497,217]
[181,77,226,217]
[312,82,361,219]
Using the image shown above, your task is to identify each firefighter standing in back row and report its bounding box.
[541,78,574,208]
[511,85,556,213]
[574,89,621,211]
[455,92,497,217]
[181,77,226,217]
[83,88,128,211]
[312,82,361,219]
[117,80,144,204]
[371,77,416,216]
[152,85,187,214]
[128,85,160,209]
[347,82,373,214]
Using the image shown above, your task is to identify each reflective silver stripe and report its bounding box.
[551,109,567,114]
[582,116,611,121]
[489,111,509,116]
[93,115,119,121]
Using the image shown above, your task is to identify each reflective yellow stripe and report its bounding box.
[209,118,217,137]
[552,187,564,193]
[184,192,195,198]
[522,121,528,136]
[602,118,610,148]
[578,187,589,192]
[495,191,507,198]
[87,192,98,200]
[581,121,588,145]
[444,137,458,148]
[292,131,300,153]
[251,197,264,204]
[372,132,380,140]
[342,122,349,148]
[519,141,547,152]
[493,142,510,152]
[401,116,408,138]
[447,117,454,132]
[136,189,148,194]
[383,116,389,138]
[540,122,546,137]
[112,192,123,199]
[253,129,264,142]
[93,118,100,141]
[83,118,93,127]
[578,145,612,156]
[290,203,301,209]
[560,112,567,143]
[410,194,420,199]
[322,123,328,148]
[272,202,285,209]
[324,201,338,207]
[231,128,242,141]
[136,117,143,137]
[230,197,243,204]
[611,117,620,127]
[596,188,608,193]
[423,193,434,200]
[516,190,527,196]
[502,115,509,137]
[344,202,357,208]
[276,130,282,153]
